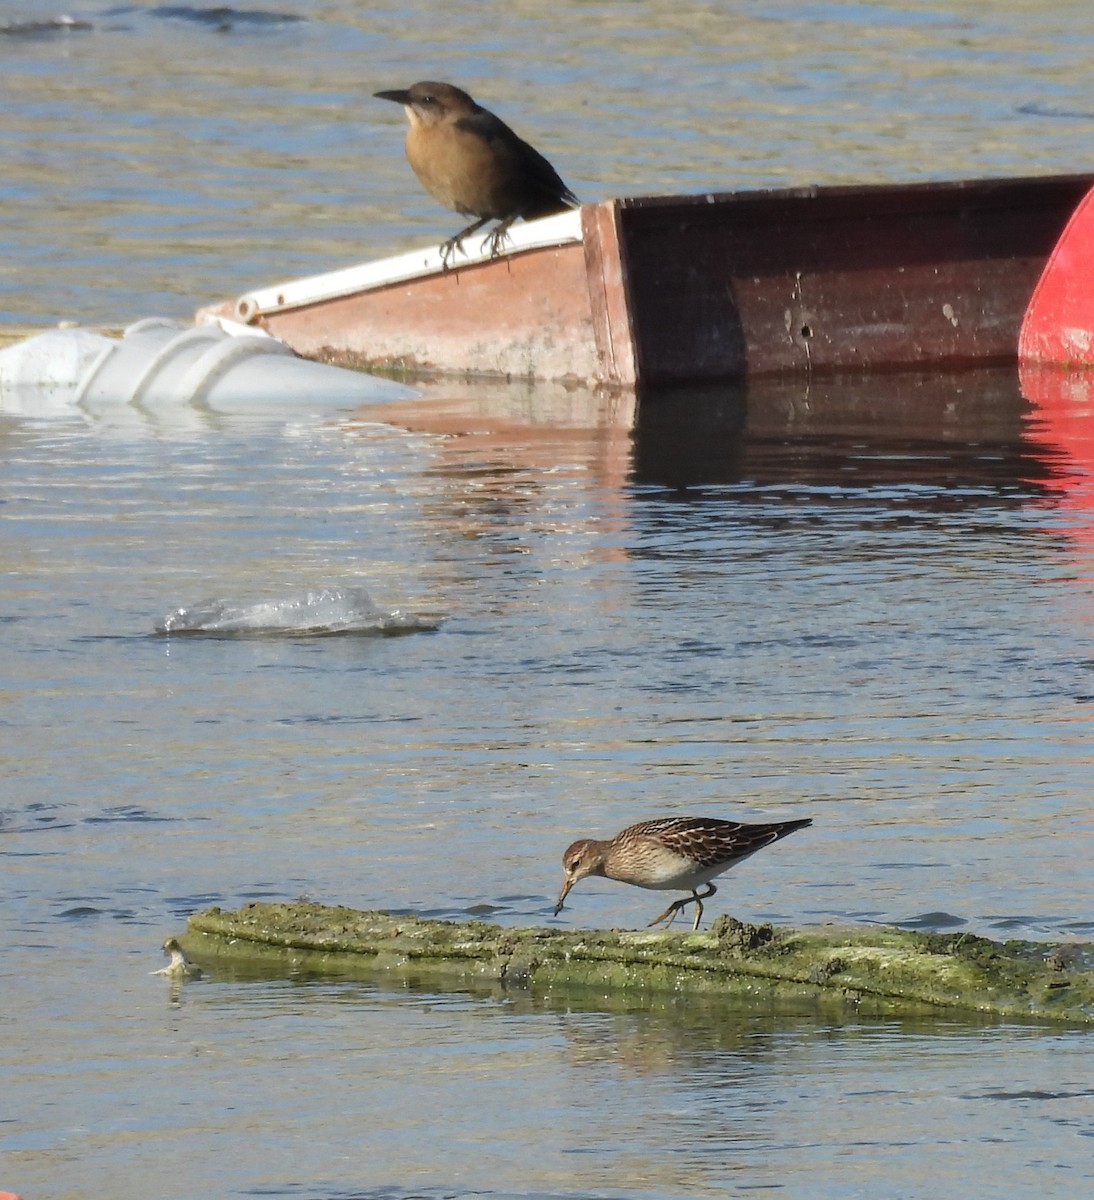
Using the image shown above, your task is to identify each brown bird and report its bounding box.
[373,80,578,267]
[554,815,813,931]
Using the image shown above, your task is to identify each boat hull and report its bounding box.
[201,174,1094,386]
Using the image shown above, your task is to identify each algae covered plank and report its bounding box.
[184,901,1094,1024]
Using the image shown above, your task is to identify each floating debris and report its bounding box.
[185,901,1094,1025]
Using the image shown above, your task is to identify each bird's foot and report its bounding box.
[482,225,514,259]
[648,888,709,932]
[647,899,685,929]
[438,236,467,270]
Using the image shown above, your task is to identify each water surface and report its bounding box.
[2,3,1094,1199]
[3,0,1094,324]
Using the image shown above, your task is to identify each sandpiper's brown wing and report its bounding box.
[621,816,812,872]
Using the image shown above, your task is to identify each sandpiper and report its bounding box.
[554,815,813,931]
[152,936,203,980]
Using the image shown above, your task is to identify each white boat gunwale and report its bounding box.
[233,209,584,321]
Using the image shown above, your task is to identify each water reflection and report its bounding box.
[634,368,1057,496]
[366,366,1078,505]
[96,952,1094,1200]
[1019,363,1094,515]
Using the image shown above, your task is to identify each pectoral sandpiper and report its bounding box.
[554,815,812,931]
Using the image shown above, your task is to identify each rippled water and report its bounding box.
[4,365,1093,1199]
[3,3,1094,1199]
[3,0,1094,325]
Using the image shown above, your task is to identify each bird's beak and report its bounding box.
[554,874,574,917]
[374,88,412,105]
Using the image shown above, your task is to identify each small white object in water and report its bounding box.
[155,586,439,636]
[152,937,202,980]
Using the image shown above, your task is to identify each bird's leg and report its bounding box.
[483,216,517,259]
[690,884,717,932]
[647,884,717,932]
[439,216,491,269]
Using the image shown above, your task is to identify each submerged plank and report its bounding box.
[185,902,1094,1024]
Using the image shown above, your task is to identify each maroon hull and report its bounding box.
[615,176,1094,381]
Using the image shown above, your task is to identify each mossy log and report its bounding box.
[185,901,1094,1024]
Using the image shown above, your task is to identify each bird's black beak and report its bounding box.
[374,88,412,105]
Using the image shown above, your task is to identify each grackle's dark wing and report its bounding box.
[455,108,578,218]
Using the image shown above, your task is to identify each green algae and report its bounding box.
[184,901,1094,1025]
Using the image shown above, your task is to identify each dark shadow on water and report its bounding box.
[103,5,305,31]
[242,1187,600,1200]
[631,366,1063,500]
